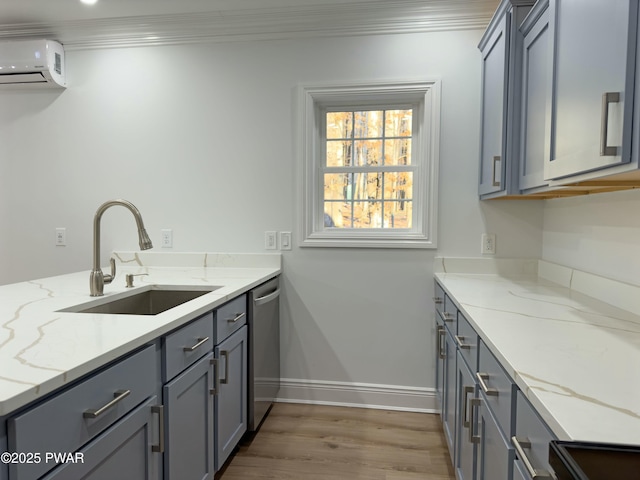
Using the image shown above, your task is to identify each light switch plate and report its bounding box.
[265,231,277,250]
[280,231,292,250]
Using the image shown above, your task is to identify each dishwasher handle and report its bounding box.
[253,288,280,306]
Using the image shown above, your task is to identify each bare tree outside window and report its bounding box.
[324,109,413,229]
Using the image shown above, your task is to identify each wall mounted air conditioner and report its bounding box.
[0,39,66,88]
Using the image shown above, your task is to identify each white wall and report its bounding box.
[542,189,640,287]
[0,30,544,409]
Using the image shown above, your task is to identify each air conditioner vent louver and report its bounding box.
[0,40,66,89]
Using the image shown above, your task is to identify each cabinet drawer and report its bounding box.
[456,313,478,371]
[9,344,157,480]
[442,295,457,331]
[214,295,247,343]
[477,340,516,437]
[514,391,556,479]
[164,312,214,381]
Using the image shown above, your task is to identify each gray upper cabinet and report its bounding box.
[518,1,552,192]
[478,0,534,198]
[479,9,508,197]
[545,0,639,181]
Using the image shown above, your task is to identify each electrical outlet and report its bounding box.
[161,229,173,248]
[55,227,66,246]
[280,231,292,250]
[481,233,496,255]
[265,231,277,250]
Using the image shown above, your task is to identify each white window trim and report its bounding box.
[296,80,441,248]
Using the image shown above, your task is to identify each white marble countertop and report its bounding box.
[0,252,281,417]
[434,258,640,445]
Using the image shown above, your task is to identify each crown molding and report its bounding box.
[0,0,497,50]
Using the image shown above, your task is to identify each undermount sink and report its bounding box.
[61,286,221,316]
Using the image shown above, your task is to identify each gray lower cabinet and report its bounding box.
[475,390,514,480]
[163,353,215,480]
[8,344,161,480]
[214,325,247,471]
[512,392,556,479]
[435,317,445,411]
[435,280,556,479]
[455,351,477,480]
[3,291,258,480]
[41,396,161,480]
[442,324,457,463]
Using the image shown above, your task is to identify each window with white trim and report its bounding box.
[298,81,440,248]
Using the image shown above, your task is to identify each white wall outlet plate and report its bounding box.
[161,229,173,248]
[481,233,496,255]
[55,227,66,246]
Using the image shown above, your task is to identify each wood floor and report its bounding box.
[216,403,455,480]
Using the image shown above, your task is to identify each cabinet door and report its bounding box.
[42,396,161,480]
[455,352,477,480]
[442,325,457,462]
[435,317,445,411]
[546,0,638,179]
[475,392,514,480]
[479,12,509,195]
[164,353,215,480]
[513,392,555,479]
[215,326,247,471]
[512,459,529,480]
[519,5,551,191]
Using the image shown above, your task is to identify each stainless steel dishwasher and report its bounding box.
[247,276,280,431]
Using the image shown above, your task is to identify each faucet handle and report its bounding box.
[125,273,148,288]
[103,257,116,285]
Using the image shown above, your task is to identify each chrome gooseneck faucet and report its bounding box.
[90,199,153,296]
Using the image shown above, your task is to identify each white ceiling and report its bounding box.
[0,0,500,49]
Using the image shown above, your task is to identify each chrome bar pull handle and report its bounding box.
[437,326,446,359]
[600,92,620,156]
[442,312,455,322]
[210,358,218,396]
[455,335,472,350]
[227,312,246,323]
[476,372,499,396]
[151,405,165,453]
[83,389,131,418]
[462,386,474,428]
[512,436,553,479]
[433,296,443,305]
[183,337,210,352]
[468,398,481,444]
[492,156,501,187]
[220,350,229,384]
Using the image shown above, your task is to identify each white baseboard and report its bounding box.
[275,378,438,413]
